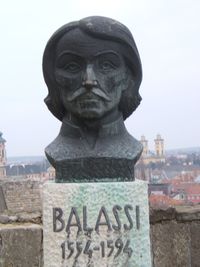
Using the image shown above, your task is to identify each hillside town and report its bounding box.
[136,134,200,207]
[0,131,55,182]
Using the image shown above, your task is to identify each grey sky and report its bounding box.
[0,0,199,156]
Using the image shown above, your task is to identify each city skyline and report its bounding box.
[0,0,199,156]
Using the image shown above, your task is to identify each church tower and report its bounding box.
[154,134,164,157]
[0,132,6,178]
[140,135,149,157]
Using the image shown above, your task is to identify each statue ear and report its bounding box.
[55,70,65,86]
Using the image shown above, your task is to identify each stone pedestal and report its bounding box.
[43,180,151,267]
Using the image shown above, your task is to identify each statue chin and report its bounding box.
[73,107,105,120]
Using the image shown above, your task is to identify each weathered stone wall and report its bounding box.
[0,178,42,214]
[0,224,43,267]
[150,206,200,267]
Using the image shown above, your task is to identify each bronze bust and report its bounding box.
[43,16,143,182]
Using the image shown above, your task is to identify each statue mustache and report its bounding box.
[67,87,111,102]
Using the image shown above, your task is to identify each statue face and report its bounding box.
[54,29,131,119]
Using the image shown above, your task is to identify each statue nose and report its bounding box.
[82,65,97,89]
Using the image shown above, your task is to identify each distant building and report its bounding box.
[161,171,200,204]
[139,134,166,165]
[140,135,149,156]
[154,134,164,157]
[184,184,200,204]
[148,183,172,196]
[149,194,184,208]
[47,166,55,179]
[0,132,6,178]
[6,164,43,176]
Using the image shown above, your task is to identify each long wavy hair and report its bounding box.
[43,16,142,121]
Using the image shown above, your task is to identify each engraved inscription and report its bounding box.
[60,238,133,260]
[52,204,140,263]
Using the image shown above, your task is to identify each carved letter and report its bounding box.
[95,206,111,232]
[53,207,65,232]
[136,205,140,229]
[124,205,133,230]
[83,206,93,233]
[112,205,122,231]
[66,207,82,234]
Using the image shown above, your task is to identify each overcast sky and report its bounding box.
[0,0,199,156]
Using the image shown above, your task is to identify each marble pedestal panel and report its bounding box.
[43,180,151,267]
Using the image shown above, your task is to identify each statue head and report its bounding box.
[43,16,142,121]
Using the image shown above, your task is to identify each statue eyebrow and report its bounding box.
[94,50,121,58]
[56,51,84,60]
[56,50,121,60]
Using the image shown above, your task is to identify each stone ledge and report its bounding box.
[0,211,42,224]
[150,205,200,224]
[0,223,42,229]
[1,205,200,225]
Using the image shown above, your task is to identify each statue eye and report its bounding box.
[63,62,81,73]
[99,61,116,71]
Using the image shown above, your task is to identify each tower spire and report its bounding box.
[0,132,6,178]
[154,134,164,157]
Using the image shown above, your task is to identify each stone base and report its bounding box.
[0,224,42,267]
[43,180,151,267]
